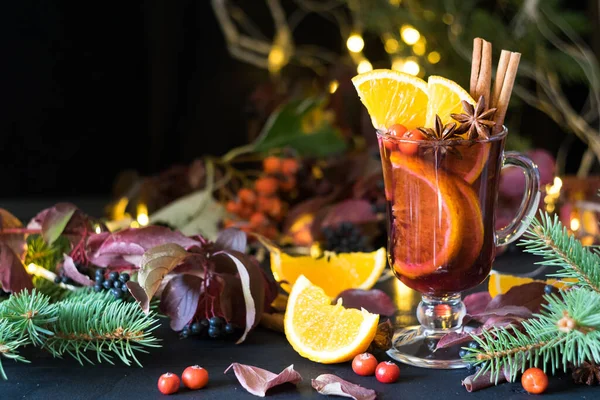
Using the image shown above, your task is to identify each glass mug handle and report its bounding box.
[495,151,541,247]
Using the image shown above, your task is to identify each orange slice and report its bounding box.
[488,271,578,298]
[389,153,465,278]
[352,69,428,130]
[426,76,475,127]
[284,275,379,363]
[443,140,490,184]
[453,178,484,269]
[270,248,387,298]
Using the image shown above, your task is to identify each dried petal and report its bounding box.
[312,374,376,400]
[225,363,302,397]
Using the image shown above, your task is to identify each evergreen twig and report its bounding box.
[0,290,57,347]
[0,319,30,380]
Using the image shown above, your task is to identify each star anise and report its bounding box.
[417,115,462,158]
[451,96,497,139]
[572,361,600,385]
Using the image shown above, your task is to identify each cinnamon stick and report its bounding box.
[491,50,510,110]
[470,38,483,98]
[492,51,521,134]
[475,40,493,108]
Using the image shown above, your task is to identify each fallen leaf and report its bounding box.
[215,228,247,253]
[61,255,94,287]
[138,243,190,301]
[0,209,26,258]
[225,363,302,397]
[436,329,482,350]
[159,274,204,331]
[335,289,395,316]
[126,281,150,314]
[471,306,532,324]
[320,199,378,228]
[41,203,77,245]
[486,282,547,313]
[311,374,376,400]
[0,242,33,293]
[464,292,492,315]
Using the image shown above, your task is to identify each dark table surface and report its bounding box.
[1,199,599,399]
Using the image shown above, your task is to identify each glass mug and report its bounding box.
[377,127,540,369]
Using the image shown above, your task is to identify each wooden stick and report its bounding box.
[492,51,521,134]
[491,50,510,109]
[470,38,483,98]
[475,40,493,108]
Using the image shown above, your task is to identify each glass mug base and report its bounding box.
[387,325,476,369]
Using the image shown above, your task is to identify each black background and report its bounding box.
[0,1,596,199]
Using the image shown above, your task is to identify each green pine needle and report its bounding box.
[519,212,600,293]
[0,290,58,347]
[0,319,30,380]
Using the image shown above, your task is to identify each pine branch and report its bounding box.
[465,289,600,382]
[0,290,58,347]
[519,212,600,293]
[43,292,161,367]
[0,319,30,380]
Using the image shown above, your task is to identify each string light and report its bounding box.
[442,13,454,25]
[130,221,140,228]
[391,57,403,71]
[402,58,420,75]
[544,176,562,213]
[328,80,339,94]
[389,0,401,6]
[400,25,420,45]
[357,59,373,74]
[412,37,426,56]
[136,203,149,226]
[268,45,286,73]
[423,10,436,21]
[94,224,102,234]
[427,51,441,64]
[384,38,399,54]
[346,33,365,53]
[571,217,580,231]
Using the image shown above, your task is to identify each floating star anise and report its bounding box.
[417,115,462,158]
[451,96,497,139]
[572,361,600,386]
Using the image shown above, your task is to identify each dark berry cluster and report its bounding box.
[461,341,481,370]
[322,222,372,253]
[94,270,131,300]
[181,316,237,340]
[53,275,74,285]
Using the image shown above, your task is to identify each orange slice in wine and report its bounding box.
[444,141,491,184]
[453,178,484,270]
[389,153,465,278]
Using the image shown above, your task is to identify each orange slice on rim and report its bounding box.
[389,153,465,278]
[426,76,475,127]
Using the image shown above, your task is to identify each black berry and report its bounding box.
[181,327,190,338]
[95,269,104,278]
[209,316,222,327]
[54,276,61,284]
[323,222,372,253]
[208,326,221,338]
[191,322,202,335]
[95,274,104,283]
[200,319,210,328]
[121,285,129,295]
[108,272,119,281]
[103,280,112,290]
[119,273,130,283]
[113,281,122,289]
[468,341,479,349]
[93,284,102,293]
[225,323,235,334]
[111,288,123,299]
[459,349,468,358]
[61,276,70,284]
[544,285,553,295]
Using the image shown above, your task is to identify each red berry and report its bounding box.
[238,204,254,219]
[263,156,282,174]
[388,124,408,137]
[281,158,299,175]
[238,188,257,205]
[265,197,283,220]
[375,361,400,383]
[157,372,180,395]
[279,175,296,192]
[352,353,378,376]
[521,367,548,394]
[255,177,279,196]
[398,129,425,155]
[181,365,209,390]
[226,201,240,214]
[249,212,268,227]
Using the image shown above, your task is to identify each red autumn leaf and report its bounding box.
[320,199,377,228]
[0,208,27,258]
[486,282,547,313]
[0,242,33,293]
[311,374,376,400]
[464,291,492,315]
[61,255,94,287]
[215,228,247,253]
[335,289,396,316]
[225,363,302,397]
[40,203,77,245]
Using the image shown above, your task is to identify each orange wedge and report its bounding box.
[488,271,578,298]
[284,275,379,363]
[270,248,387,298]
[352,69,428,130]
[443,140,490,184]
[389,153,468,278]
[426,76,475,127]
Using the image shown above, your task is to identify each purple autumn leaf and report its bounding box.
[486,282,547,313]
[40,203,76,245]
[215,228,247,253]
[159,274,204,331]
[335,289,396,316]
[312,374,376,400]
[320,199,377,228]
[464,292,492,315]
[88,226,202,268]
[225,363,302,397]
[0,242,33,293]
[61,255,94,287]
[436,329,482,350]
